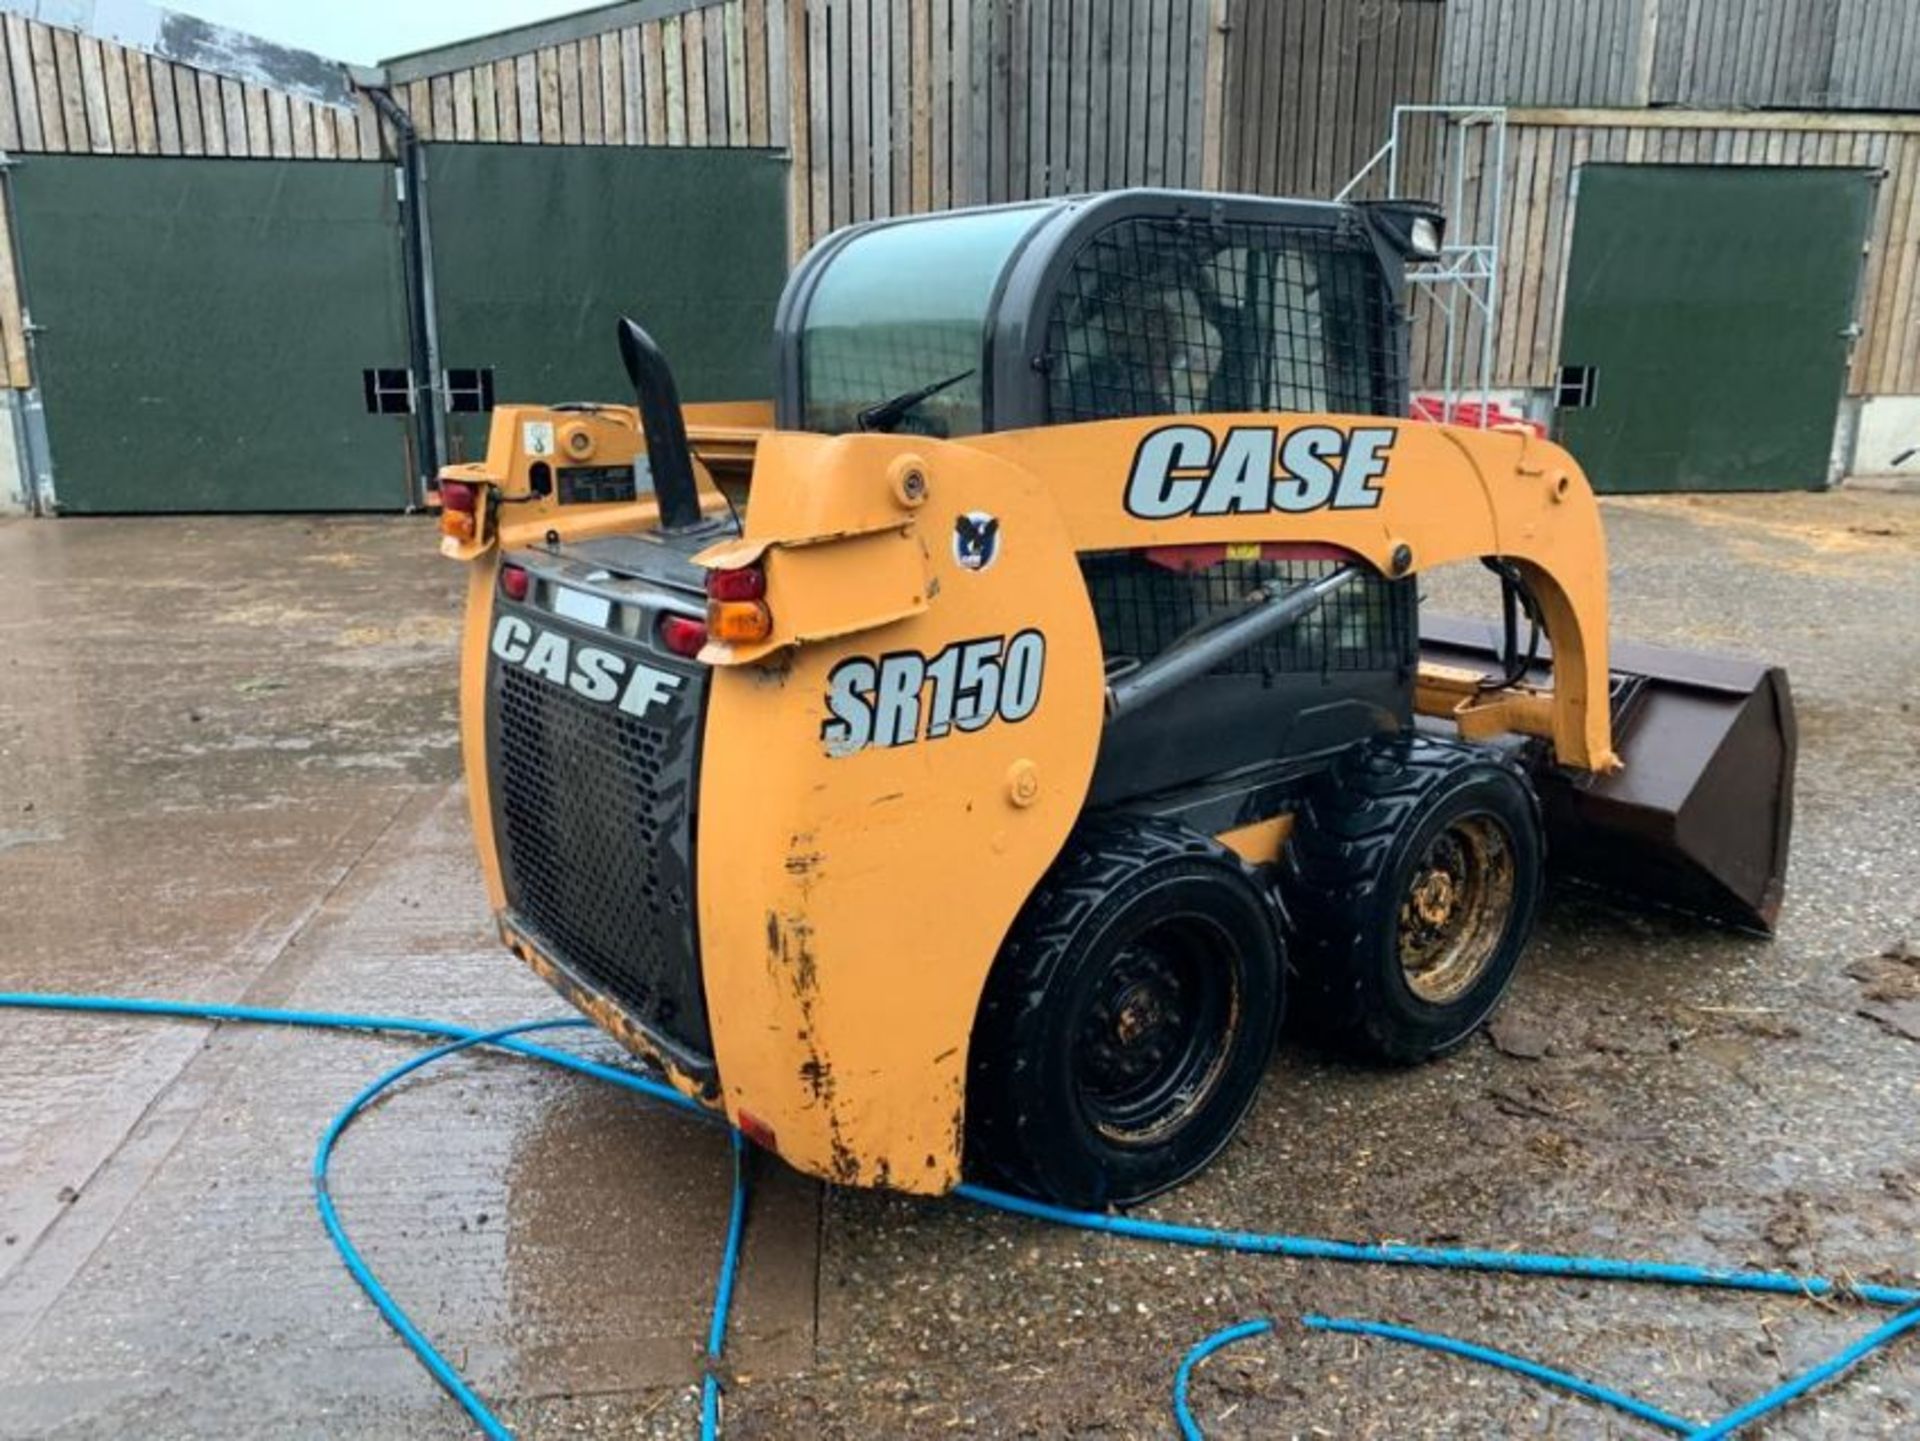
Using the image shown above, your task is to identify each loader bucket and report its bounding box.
[1420,616,1796,934]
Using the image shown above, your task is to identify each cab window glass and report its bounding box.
[801,206,1048,437]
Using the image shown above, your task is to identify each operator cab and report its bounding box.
[775,189,1442,807]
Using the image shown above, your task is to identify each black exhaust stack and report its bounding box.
[616,317,704,532]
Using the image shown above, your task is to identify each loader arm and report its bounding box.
[692,413,1614,1192]
[968,414,1617,773]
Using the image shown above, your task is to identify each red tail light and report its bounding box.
[736,1109,778,1155]
[658,614,708,657]
[438,480,477,514]
[499,564,530,602]
[705,565,765,602]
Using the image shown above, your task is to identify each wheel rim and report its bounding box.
[1072,914,1239,1146]
[1396,814,1517,1005]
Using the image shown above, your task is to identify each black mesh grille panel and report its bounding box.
[1044,217,1400,424]
[1082,552,1415,676]
[488,627,710,1056]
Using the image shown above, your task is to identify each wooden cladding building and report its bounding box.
[1433,0,1920,408]
[378,0,1238,252]
[0,9,375,394]
[376,0,1919,432]
[1440,0,1920,111]
[0,0,1916,509]
[376,1,1465,256]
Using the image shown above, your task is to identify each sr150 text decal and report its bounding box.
[1126,423,1396,519]
[822,631,1045,756]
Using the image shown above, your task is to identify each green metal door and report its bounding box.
[423,144,789,459]
[10,156,412,512]
[1556,165,1874,493]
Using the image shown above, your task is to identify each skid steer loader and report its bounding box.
[433,189,1795,1207]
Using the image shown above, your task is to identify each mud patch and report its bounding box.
[1847,941,1920,1041]
[334,616,460,648]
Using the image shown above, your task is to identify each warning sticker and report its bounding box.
[522,421,556,457]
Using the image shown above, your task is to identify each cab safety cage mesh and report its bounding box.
[1042,217,1403,425]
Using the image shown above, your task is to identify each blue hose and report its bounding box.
[9,991,1920,1440]
[701,1130,751,1441]
[315,1018,588,1441]
[954,1183,1920,1308]
[1688,1304,1920,1439]
[1302,1314,1698,1434]
[1,991,743,1440]
[0,992,708,1118]
[1172,1319,1272,1440]
[962,1184,1920,1437]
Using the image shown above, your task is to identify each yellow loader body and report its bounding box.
[444,402,1611,1193]
[434,188,1790,1206]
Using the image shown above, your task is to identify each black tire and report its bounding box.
[1283,733,1544,1065]
[965,815,1284,1207]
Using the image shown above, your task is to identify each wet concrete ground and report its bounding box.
[0,494,1916,1437]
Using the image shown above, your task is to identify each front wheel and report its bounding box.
[1283,734,1545,1064]
[965,816,1284,1207]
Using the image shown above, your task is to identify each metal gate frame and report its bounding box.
[1,98,789,514]
[2,154,58,516]
[1554,162,1877,493]
[1339,105,1510,429]
[6,152,417,514]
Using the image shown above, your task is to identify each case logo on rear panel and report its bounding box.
[491,614,681,719]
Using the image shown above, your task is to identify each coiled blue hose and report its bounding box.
[954,1182,1920,1309]
[1,992,742,1440]
[1172,1318,1272,1439]
[1301,1314,1698,1433]
[316,1017,590,1441]
[7,991,1917,1441]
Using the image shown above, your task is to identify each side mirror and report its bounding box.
[1356,200,1446,260]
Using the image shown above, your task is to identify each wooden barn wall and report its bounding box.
[0,15,372,390]
[1826,0,1920,112]
[1413,113,1920,399]
[1218,0,1444,200]
[1441,0,1920,112]
[386,0,1228,256]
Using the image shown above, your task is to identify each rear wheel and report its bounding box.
[1283,734,1544,1064]
[966,816,1284,1207]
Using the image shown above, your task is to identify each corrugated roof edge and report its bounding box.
[377,0,716,86]
[0,0,353,107]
